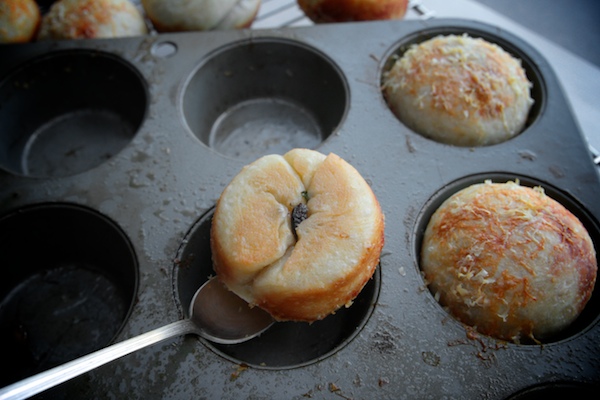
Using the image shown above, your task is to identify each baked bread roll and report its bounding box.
[211,149,385,322]
[141,0,261,32]
[383,34,534,147]
[0,0,40,43]
[37,0,147,40]
[421,180,597,343]
[298,0,408,23]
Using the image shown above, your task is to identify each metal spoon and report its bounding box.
[0,277,274,400]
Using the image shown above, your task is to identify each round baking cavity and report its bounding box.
[414,173,599,344]
[0,203,138,386]
[182,38,348,161]
[505,381,599,399]
[381,26,544,146]
[0,50,147,178]
[174,209,379,369]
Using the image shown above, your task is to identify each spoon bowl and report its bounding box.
[0,277,274,400]
[190,277,275,344]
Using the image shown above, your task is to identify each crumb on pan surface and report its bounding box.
[421,180,597,343]
[383,34,534,147]
[211,148,385,322]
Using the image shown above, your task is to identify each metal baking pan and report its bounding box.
[0,18,598,399]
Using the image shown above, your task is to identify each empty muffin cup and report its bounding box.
[415,174,599,344]
[0,203,138,386]
[506,381,599,400]
[182,38,348,160]
[174,209,379,368]
[0,50,147,178]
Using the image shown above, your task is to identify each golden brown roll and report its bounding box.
[37,0,147,40]
[383,34,534,147]
[0,0,40,43]
[141,0,261,32]
[298,0,408,23]
[211,148,385,322]
[421,180,597,343]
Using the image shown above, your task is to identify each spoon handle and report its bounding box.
[0,319,198,400]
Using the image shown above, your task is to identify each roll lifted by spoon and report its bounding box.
[211,148,385,322]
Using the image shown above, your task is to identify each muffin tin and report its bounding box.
[0,18,599,398]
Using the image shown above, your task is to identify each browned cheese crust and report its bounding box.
[421,181,597,342]
[383,34,534,147]
[37,0,147,40]
[0,0,40,43]
[298,0,407,23]
[211,149,385,322]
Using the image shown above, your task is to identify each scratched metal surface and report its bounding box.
[1,2,599,399]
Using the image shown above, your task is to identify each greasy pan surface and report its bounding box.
[0,19,598,399]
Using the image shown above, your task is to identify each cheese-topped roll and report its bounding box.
[421,180,597,342]
[383,34,534,147]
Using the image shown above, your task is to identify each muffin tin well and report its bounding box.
[0,19,598,399]
[182,39,347,161]
[381,26,546,146]
[0,50,147,178]
[0,203,138,387]
[413,173,600,345]
[174,209,379,368]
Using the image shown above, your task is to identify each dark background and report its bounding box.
[472,0,600,67]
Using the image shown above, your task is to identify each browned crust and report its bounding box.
[256,200,384,321]
[298,0,407,23]
[211,150,385,322]
[64,2,113,38]
[0,0,40,43]
[421,182,597,341]
[393,37,526,121]
[38,0,146,40]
